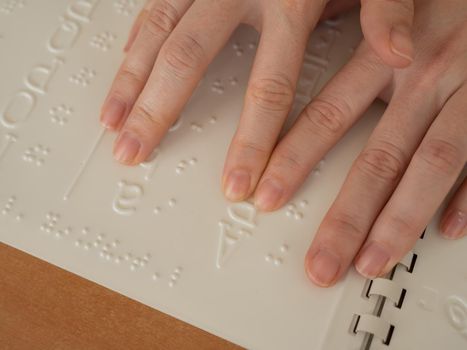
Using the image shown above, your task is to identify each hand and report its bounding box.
[100,0,415,170]
[253,0,467,286]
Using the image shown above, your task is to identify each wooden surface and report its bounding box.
[0,243,240,350]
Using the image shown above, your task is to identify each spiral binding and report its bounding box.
[350,229,426,348]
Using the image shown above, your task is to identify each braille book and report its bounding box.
[0,1,465,349]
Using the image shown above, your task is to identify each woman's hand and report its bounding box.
[100,0,415,171]
[253,0,466,287]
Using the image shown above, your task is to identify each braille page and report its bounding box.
[0,1,383,349]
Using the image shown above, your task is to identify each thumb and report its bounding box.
[360,0,415,68]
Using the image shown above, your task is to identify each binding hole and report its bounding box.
[383,324,395,345]
[395,288,407,309]
[407,253,418,273]
[420,228,426,239]
[365,280,374,298]
[351,314,361,334]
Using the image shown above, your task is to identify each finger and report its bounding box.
[124,0,154,52]
[100,0,193,130]
[254,44,390,212]
[441,175,467,239]
[305,72,442,287]
[221,17,311,202]
[360,0,415,68]
[114,1,242,165]
[355,85,467,279]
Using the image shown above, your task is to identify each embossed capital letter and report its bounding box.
[25,57,64,95]
[1,91,36,128]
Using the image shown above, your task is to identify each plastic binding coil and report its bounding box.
[351,245,421,348]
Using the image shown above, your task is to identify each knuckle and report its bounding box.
[386,213,417,241]
[144,1,179,37]
[236,138,270,157]
[302,97,348,138]
[272,146,307,173]
[118,64,145,86]
[326,213,366,243]
[416,138,464,175]
[132,101,167,130]
[248,75,295,112]
[357,142,405,182]
[161,33,204,79]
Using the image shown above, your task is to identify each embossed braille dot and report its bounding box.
[168,199,176,207]
[152,273,160,281]
[191,123,203,132]
[280,244,288,253]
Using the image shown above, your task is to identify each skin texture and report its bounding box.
[100,0,466,287]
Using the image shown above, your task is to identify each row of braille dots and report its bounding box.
[265,244,289,266]
[40,212,72,237]
[175,158,197,174]
[151,266,183,287]
[75,230,151,270]
[232,41,257,56]
[0,0,25,15]
[1,196,23,221]
[211,77,238,95]
[69,67,96,87]
[312,159,326,176]
[190,115,218,132]
[153,198,177,215]
[285,200,308,220]
[114,0,138,16]
[89,32,116,52]
[168,267,183,287]
[23,145,50,166]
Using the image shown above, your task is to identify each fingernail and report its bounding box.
[390,26,414,63]
[441,210,467,239]
[255,178,283,211]
[355,242,390,279]
[224,169,251,201]
[114,132,141,164]
[101,98,126,129]
[306,249,341,287]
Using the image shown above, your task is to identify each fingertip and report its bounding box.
[305,248,341,287]
[440,209,467,240]
[113,131,142,166]
[254,178,284,212]
[223,169,252,202]
[101,98,126,130]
